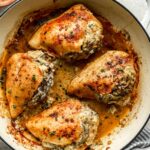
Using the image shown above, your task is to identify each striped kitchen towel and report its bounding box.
[124,119,150,150]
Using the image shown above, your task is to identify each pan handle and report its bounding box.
[141,0,150,31]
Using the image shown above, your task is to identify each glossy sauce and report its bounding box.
[0,6,139,147]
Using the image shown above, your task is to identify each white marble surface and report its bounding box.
[0,0,149,149]
[117,0,147,20]
[117,0,150,35]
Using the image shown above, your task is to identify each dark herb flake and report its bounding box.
[12,105,17,109]
[62,87,67,94]
[58,137,61,140]
[7,88,12,94]
[0,68,6,88]
[94,93,100,100]
[100,69,105,73]
[49,131,56,136]
[15,96,19,99]
[32,75,36,82]
[55,94,61,101]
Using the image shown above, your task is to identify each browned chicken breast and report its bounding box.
[68,51,136,106]
[26,99,99,149]
[6,50,55,118]
[29,4,103,61]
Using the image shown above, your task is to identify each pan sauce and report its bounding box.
[0,6,139,149]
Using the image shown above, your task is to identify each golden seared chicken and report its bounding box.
[68,51,136,106]
[26,99,99,149]
[29,4,103,61]
[6,50,55,118]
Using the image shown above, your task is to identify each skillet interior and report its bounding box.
[0,0,150,150]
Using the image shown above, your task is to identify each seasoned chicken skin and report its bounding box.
[6,50,54,118]
[29,4,103,61]
[68,51,136,106]
[26,99,99,149]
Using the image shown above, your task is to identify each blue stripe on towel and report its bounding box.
[124,120,150,150]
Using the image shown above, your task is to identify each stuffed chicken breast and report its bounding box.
[29,4,103,61]
[6,50,55,118]
[26,99,99,149]
[68,51,136,106]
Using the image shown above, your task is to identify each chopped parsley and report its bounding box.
[49,131,56,136]
[0,68,6,88]
[58,137,61,140]
[88,23,94,29]
[7,88,12,94]
[116,68,124,73]
[69,31,74,37]
[32,75,36,82]
[55,94,61,101]
[94,93,100,100]
[100,69,105,73]
[62,87,67,94]
[12,105,17,109]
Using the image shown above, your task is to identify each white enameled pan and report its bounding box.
[0,0,150,150]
